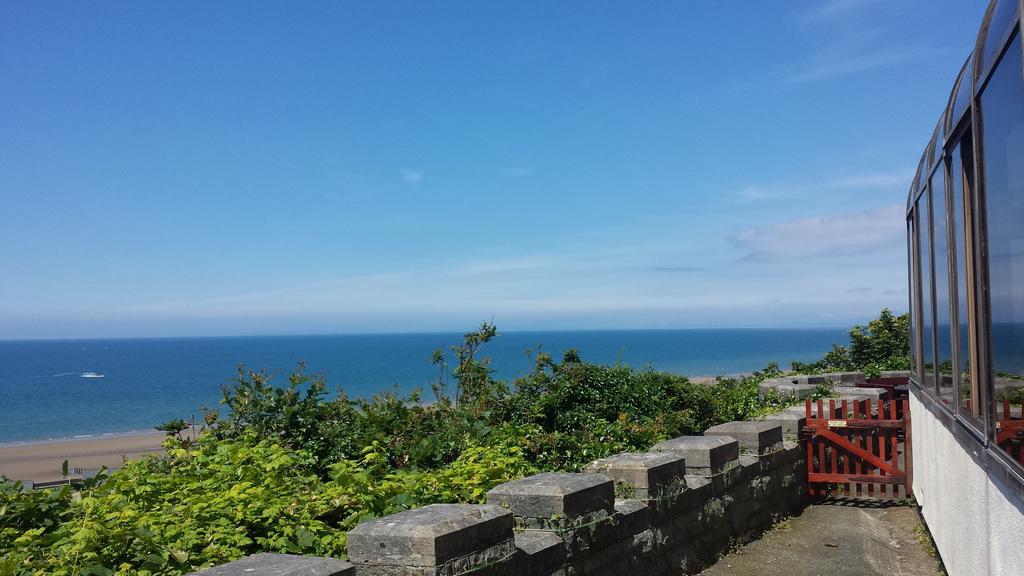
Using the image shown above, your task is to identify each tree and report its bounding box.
[848,308,910,370]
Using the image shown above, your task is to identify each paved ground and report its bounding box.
[700,499,942,576]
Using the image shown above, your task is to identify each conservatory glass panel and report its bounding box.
[980,34,1024,464]
[950,58,972,131]
[953,55,974,126]
[951,135,980,424]
[918,191,936,393]
[981,0,1019,77]
[932,122,945,168]
[932,168,955,407]
[909,217,918,378]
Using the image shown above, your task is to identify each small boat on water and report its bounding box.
[80,372,105,378]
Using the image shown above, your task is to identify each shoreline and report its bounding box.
[0,429,179,484]
[0,427,170,449]
[0,371,763,484]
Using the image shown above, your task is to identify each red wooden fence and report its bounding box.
[803,398,913,499]
[998,399,1024,465]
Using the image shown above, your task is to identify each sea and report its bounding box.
[0,329,848,444]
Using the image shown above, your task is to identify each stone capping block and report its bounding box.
[841,386,888,400]
[819,371,866,385]
[880,370,911,378]
[487,472,614,519]
[347,503,513,568]
[650,435,738,474]
[759,372,870,399]
[763,411,806,435]
[188,553,353,576]
[759,381,818,401]
[513,531,566,571]
[584,451,686,498]
[704,421,783,455]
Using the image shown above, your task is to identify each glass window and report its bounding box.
[909,218,919,378]
[932,168,955,406]
[925,135,937,174]
[917,192,936,392]
[952,134,981,424]
[981,0,1019,77]
[918,149,929,192]
[980,34,1024,464]
[950,57,972,133]
[931,121,945,168]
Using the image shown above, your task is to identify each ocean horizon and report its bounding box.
[0,328,849,443]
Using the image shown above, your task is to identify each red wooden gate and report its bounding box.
[802,398,913,499]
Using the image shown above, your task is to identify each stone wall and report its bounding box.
[757,370,909,402]
[193,419,808,576]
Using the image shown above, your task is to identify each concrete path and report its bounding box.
[700,500,942,576]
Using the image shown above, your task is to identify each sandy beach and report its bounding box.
[0,431,168,483]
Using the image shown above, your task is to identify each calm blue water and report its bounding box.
[0,329,847,443]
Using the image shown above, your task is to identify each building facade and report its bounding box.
[906,1,1024,574]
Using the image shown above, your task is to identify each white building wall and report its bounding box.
[910,391,1024,576]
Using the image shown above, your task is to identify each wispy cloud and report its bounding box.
[401,169,423,186]
[730,203,905,261]
[99,230,908,335]
[795,0,891,29]
[725,168,912,205]
[783,48,951,84]
[651,266,703,273]
[262,156,311,173]
[780,0,953,84]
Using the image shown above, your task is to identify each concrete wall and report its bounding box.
[192,420,807,576]
[909,389,1024,576]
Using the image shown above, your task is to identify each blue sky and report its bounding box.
[0,1,987,339]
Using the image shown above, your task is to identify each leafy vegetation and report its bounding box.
[0,310,909,575]
[790,308,910,377]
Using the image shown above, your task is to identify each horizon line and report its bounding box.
[0,324,858,343]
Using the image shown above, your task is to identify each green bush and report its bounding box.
[790,308,910,376]
[0,436,533,576]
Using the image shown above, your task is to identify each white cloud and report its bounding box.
[795,0,890,28]
[725,168,912,205]
[781,0,957,85]
[263,156,310,173]
[783,48,949,84]
[730,203,905,261]
[401,169,423,186]
[107,217,909,336]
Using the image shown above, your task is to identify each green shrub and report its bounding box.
[791,308,910,376]
[0,436,533,576]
